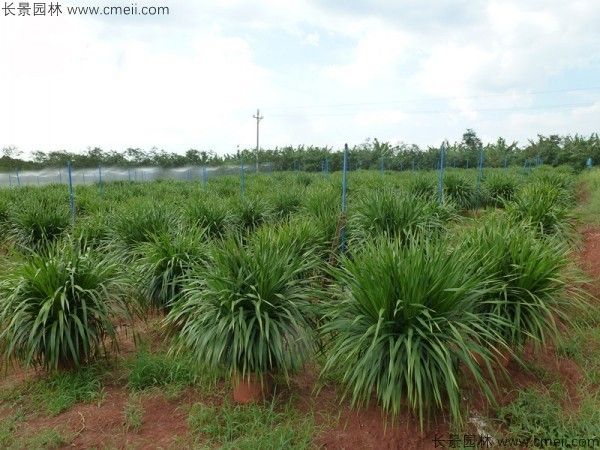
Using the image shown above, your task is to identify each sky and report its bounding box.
[2,0,600,156]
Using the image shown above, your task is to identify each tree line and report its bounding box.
[1,130,598,172]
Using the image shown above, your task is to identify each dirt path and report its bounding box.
[580,226,600,298]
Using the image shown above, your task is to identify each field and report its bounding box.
[0,166,599,449]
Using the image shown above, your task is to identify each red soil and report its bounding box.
[18,386,195,449]
[580,226,600,298]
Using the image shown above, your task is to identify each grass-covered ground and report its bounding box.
[0,166,598,449]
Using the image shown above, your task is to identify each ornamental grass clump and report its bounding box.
[302,185,341,243]
[136,228,210,311]
[407,175,436,199]
[232,196,273,232]
[349,190,452,245]
[484,172,519,208]
[460,215,577,348]
[8,197,70,252]
[184,197,235,238]
[166,228,320,380]
[111,201,175,251]
[506,181,572,235]
[269,190,303,220]
[321,236,504,426]
[443,173,477,210]
[0,239,130,370]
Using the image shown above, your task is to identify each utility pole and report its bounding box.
[253,108,263,172]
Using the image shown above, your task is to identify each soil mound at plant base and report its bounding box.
[232,374,274,404]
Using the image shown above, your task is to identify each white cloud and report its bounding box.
[2,0,600,155]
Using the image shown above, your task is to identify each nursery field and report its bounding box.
[0,166,600,449]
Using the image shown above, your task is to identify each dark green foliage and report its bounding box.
[166,228,319,378]
[112,202,175,249]
[460,215,577,347]
[407,175,435,199]
[233,196,272,232]
[322,236,504,426]
[0,240,130,370]
[506,181,572,235]
[349,190,452,245]
[8,197,70,251]
[185,197,235,238]
[136,228,210,311]
[484,172,519,207]
[443,173,476,209]
[270,190,303,220]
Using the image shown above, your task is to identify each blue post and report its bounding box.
[67,161,75,223]
[8,174,12,188]
[380,154,384,175]
[412,159,415,171]
[98,166,103,197]
[240,158,245,197]
[202,166,208,187]
[587,157,593,169]
[476,145,484,205]
[466,159,469,169]
[59,170,62,184]
[128,168,132,182]
[82,172,86,184]
[15,169,20,187]
[268,161,273,174]
[437,143,446,204]
[340,143,349,254]
[504,156,508,168]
